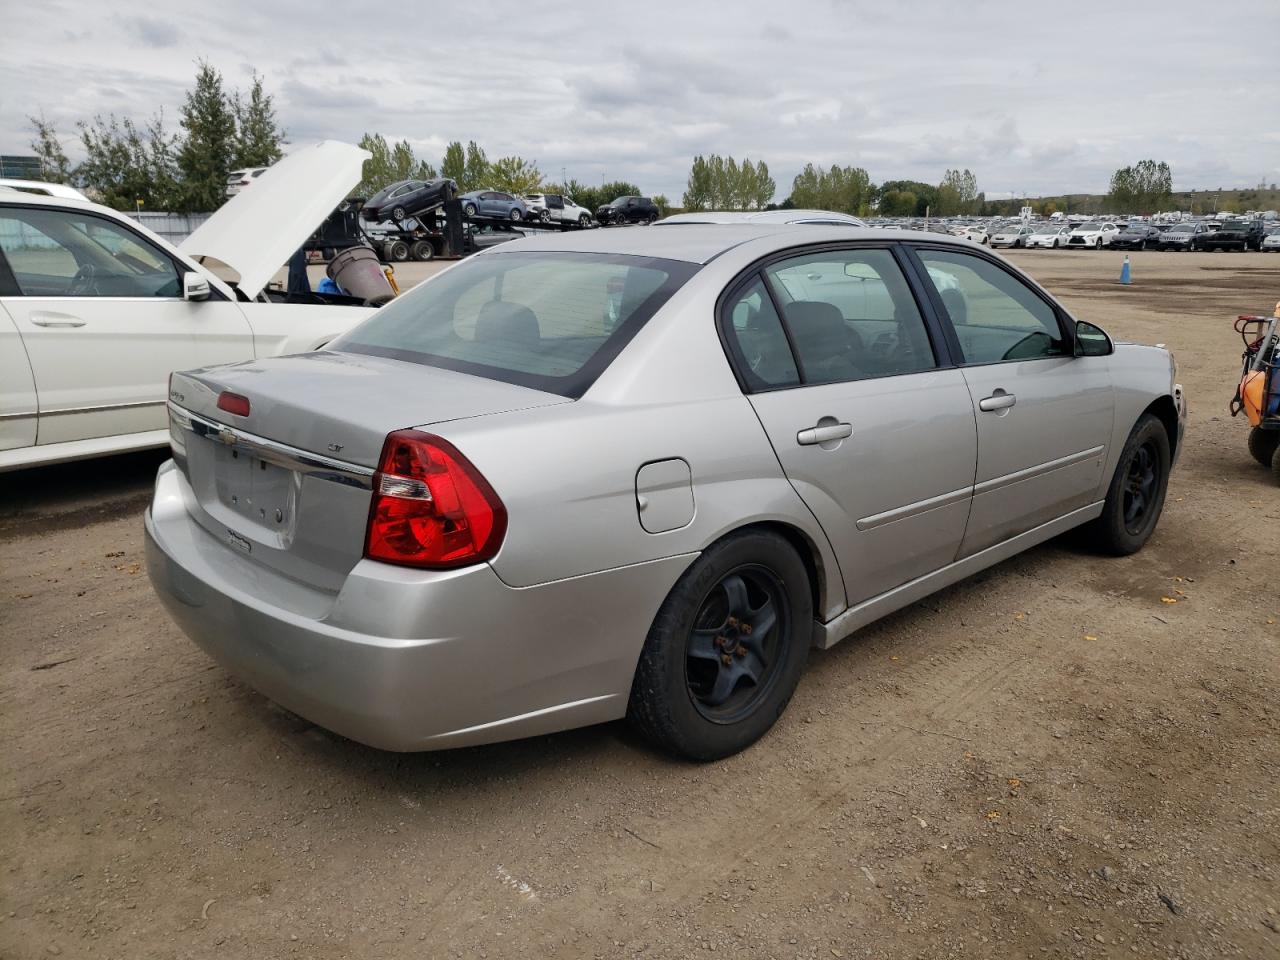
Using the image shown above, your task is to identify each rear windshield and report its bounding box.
[331,251,698,397]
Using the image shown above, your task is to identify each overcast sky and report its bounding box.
[2,0,1276,202]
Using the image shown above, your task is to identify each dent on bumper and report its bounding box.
[145,461,694,751]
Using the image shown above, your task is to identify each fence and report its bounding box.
[122,211,212,244]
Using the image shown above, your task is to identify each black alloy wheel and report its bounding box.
[1121,439,1161,536]
[685,566,789,724]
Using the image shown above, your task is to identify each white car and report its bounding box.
[1026,224,1073,249]
[989,223,1037,248]
[949,224,989,244]
[225,167,270,197]
[0,178,89,201]
[0,141,377,472]
[1066,221,1121,249]
[523,193,594,226]
[1262,230,1280,252]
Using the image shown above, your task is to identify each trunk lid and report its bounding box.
[180,141,369,300]
[167,351,567,590]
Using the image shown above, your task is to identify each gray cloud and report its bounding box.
[2,0,1277,202]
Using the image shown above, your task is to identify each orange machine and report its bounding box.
[1231,301,1280,483]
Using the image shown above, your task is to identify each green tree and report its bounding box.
[176,60,237,212]
[683,155,713,210]
[1108,159,1172,214]
[878,189,918,217]
[354,133,436,197]
[487,155,542,194]
[462,141,489,192]
[791,162,873,215]
[28,113,70,183]
[231,73,285,168]
[76,112,178,210]
[652,194,671,216]
[441,141,465,184]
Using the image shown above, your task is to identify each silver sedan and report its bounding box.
[146,225,1186,760]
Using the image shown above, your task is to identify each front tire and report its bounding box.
[628,530,812,760]
[1081,413,1171,555]
[579,213,591,227]
[1248,426,1280,467]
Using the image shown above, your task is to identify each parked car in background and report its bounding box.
[225,167,269,197]
[1198,219,1264,252]
[0,178,89,200]
[660,209,866,227]
[460,190,529,221]
[1261,227,1280,252]
[596,196,660,225]
[146,224,1185,761]
[990,223,1036,248]
[1159,221,1214,251]
[1026,224,1073,249]
[1067,222,1121,248]
[1109,223,1164,251]
[0,141,378,472]
[361,178,458,223]
[950,224,990,244]
[523,193,593,226]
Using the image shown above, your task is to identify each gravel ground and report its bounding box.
[2,248,1278,960]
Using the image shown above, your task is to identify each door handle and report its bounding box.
[979,391,1016,412]
[30,312,85,328]
[797,422,853,445]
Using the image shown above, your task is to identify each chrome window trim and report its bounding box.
[169,402,375,490]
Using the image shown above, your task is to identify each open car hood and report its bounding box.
[180,141,369,299]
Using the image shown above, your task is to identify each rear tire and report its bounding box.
[1080,413,1171,555]
[1272,444,1280,486]
[463,201,478,217]
[627,530,812,760]
[388,240,410,262]
[579,213,591,227]
[1248,426,1280,467]
[410,240,434,261]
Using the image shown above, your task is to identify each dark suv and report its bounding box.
[596,196,660,225]
[1200,219,1265,252]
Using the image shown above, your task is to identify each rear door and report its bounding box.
[727,245,977,607]
[908,245,1114,556]
[0,204,251,445]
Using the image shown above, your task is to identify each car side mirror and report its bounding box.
[1075,320,1113,357]
[183,272,211,302]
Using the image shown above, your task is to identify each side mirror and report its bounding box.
[183,272,211,302]
[1075,319,1113,357]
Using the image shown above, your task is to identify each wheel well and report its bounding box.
[1144,395,1180,460]
[733,521,828,620]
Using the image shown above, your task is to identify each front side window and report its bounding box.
[0,208,180,298]
[761,247,936,384]
[915,248,1067,364]
[332,251,697,397]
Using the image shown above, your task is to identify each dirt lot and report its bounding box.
[2,248,1278,960]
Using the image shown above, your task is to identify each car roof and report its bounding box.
[660,209,867,227]
[486,223,974,264]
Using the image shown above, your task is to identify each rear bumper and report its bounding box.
[145,461,693,751]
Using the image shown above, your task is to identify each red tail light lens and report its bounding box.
[217,392,251,417]
[365,430,507,569]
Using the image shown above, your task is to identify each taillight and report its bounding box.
[365,430,506,569]
[217,392,250,417]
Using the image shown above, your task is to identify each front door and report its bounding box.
[726,246,978,607]
[910,246,1115,556]
[0,205,251,445]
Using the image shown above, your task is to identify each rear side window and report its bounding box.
[723,277,800,389]
[332,251,698,397]
[915,248,1067,364]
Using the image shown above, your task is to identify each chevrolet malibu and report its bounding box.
[146,226,1186,760]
